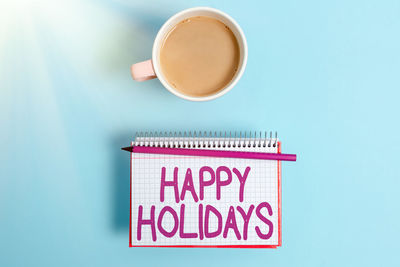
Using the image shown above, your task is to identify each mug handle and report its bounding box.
[130,59,157,81]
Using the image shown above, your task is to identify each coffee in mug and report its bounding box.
[159,16,240,97]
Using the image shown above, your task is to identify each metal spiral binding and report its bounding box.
[133,131,278,148]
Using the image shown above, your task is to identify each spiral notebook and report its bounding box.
[125,131,286,248]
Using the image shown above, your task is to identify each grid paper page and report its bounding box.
[130,139,279,247]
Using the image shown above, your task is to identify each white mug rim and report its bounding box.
[152,7,248,102]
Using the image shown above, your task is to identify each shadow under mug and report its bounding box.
[130,7,248,101]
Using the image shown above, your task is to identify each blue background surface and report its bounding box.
[1,0,399,266]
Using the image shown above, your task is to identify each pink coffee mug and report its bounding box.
[131,7,247,102]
